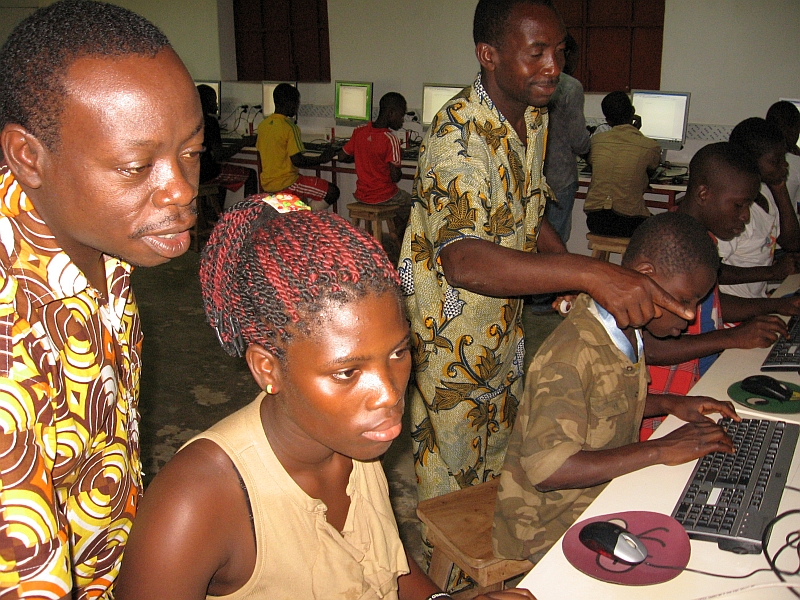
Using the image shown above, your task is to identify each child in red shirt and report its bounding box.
[339,93,412,237]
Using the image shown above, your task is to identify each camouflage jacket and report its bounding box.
[492,294,648,562]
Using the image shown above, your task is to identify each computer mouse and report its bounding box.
[578,521,648,565]
[740,375,793,402]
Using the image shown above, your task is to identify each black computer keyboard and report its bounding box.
[304,139,347,153]
[671,417,798,553]
[762,315,800,371]
[402,147,419,162]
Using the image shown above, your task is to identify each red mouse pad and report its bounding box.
[562,511,690,585]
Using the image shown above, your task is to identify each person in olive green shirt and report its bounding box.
[584,91,661,237]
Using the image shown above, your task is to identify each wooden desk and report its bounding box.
[518,415,800,599]
[576,174,687,212]
[221,147,417,182]
[517,274,800,599]
[222,147,417,215]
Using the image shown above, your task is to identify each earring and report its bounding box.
[265,384,275,394]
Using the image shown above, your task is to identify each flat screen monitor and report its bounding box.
[422,83,467,126]
[630,90,691,151]
[335,81,373,126]
[262,81,296,116]
[194,80,221,118]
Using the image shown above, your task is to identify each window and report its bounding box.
[553,0,664,92]
[232,0,331,82]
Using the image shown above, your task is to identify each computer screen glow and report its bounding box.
[630,90,691,151]
[780,98,800,113]
[262,82,295,116]
[335,81,373,122]
[422,84,467,126]
[194,80,221,118]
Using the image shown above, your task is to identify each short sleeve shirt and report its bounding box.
[398,75,549,425]
[543,73,591,193]
[717,184,779,298]
[493,294,648,562]
[256,113,304,192]
[342,123,402,204]
[0,167,142,599]
[585,124,661,217]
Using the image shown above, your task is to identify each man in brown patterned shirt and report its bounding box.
[0,1,201,597]
[493,212,739,563]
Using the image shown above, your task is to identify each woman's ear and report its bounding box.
[245,344,283,394]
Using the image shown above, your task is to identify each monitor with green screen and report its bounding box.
[335,81,373,126]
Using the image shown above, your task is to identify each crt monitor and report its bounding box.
[422,83,467,126]
[335,81,373,126]
[262,81,296,116]
[194,80,221,118]
[780,98,800,113]
[630,90,691,151]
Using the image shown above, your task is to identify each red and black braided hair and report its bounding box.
[199,198,401,359]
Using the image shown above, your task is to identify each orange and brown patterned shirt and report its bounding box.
[0,166,142,599]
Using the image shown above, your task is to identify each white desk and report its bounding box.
[690,273,800,425]
[518,274,800,599]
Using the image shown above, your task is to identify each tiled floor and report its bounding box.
[133,250,563,568]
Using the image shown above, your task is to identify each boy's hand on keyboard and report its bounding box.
[666,395,740,424]
[657,421,736,466]
[726,315,788,349]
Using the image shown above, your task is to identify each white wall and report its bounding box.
[0,0,228,81]
[2,0,799,130]
[662,0,800,126]
[302,0,478,112]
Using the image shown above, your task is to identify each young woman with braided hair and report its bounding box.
[115,196,533,600]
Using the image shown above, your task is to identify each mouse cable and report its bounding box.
[643,508,800,590]
[762,508,800,599]
[644,562,774,579]
[688,582,800,600]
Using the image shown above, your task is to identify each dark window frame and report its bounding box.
[233,0,331,83]
[555,0,664,92]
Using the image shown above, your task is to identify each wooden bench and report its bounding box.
[416,478,533,598]
[347,202,401,246]
[586,233,631,262]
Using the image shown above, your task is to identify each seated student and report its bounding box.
[646,142,800,396]
[583,91,661,238]
[198,84,223,184]
[338,92,413,238]
[492,211,739,563]
[114,197,532,600]
[717,117,800,298]
[766,101,800,214]
[256,83,340,210]
[198,84,258,201]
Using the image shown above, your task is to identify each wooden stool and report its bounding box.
[416,478,532,598]
[347,202,401,245]
[191,183,223,252]
[586,233,631,262]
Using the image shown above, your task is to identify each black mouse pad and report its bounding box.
[563,511,690,585]
[727,380,800,414]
